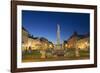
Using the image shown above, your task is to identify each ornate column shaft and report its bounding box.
[57,24,60,45]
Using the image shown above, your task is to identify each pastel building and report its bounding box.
[22,27,29,51]
[22,27,54,51]
[64,32,90,51]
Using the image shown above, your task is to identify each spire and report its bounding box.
[57,24,60,45]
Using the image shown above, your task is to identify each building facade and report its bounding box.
[22,27,54,51]
[64,32,90,51]
[22,27,29,51]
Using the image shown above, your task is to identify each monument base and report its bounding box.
[54,44,62,50]
[53,44,65,57]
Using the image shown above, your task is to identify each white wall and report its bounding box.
[0,0,99,73]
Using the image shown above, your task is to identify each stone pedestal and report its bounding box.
[40,50,46,59]
[75,48,80,57]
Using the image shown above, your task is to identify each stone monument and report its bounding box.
[55,24,62,49]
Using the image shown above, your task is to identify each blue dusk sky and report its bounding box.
[22,10,90,44]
